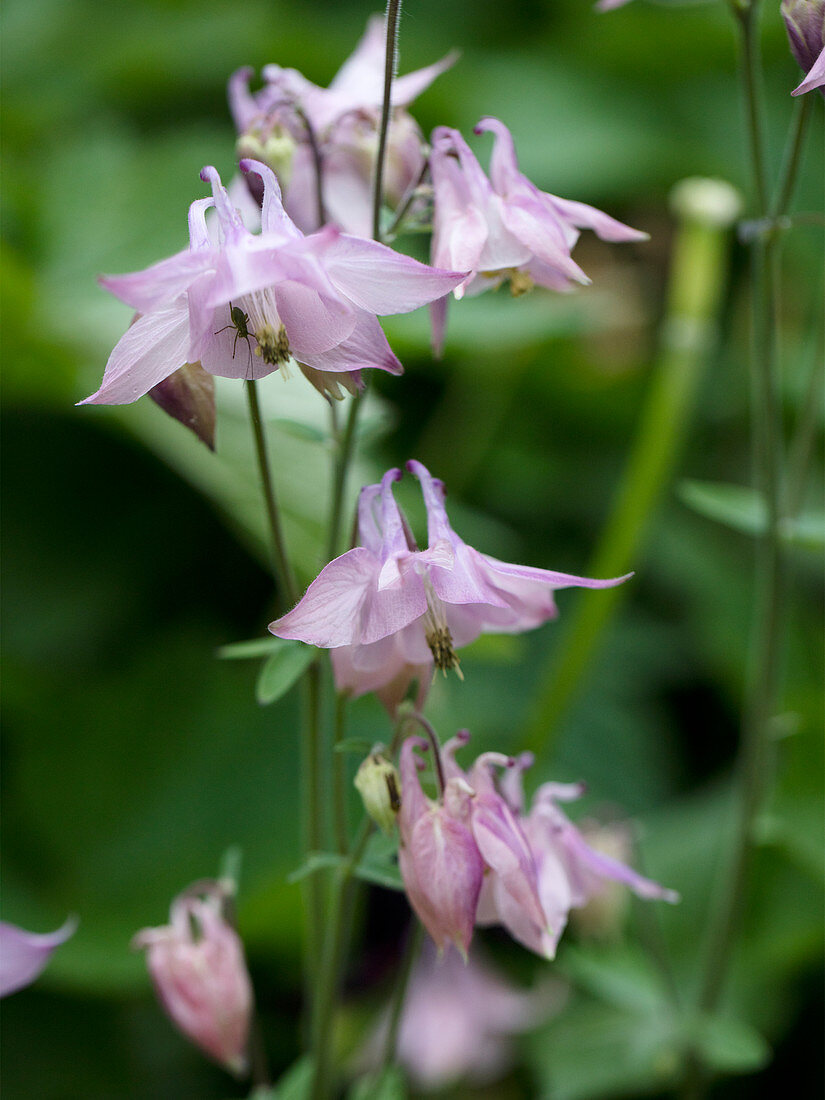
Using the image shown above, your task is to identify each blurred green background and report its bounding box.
[1,0,822,1096]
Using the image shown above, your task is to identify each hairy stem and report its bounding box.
[372,0,403,242]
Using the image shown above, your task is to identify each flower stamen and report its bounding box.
[254,322,291,366]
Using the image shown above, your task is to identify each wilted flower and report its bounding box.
[271,460,627,708]
[362,939,555,1091]
[133,881,253,1076]
[782,0,825,94]
[230,16,456,235]
[82,161,465,405]
[0,917,77,997]
[429,117,647,353]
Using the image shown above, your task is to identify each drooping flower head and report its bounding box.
[82,162,466,405]
[230,16,457,235]
[133,881,253,1076]
[429,117,647,353]
[397,732,679,961]
[490,754,679,956]
[270,460,628,710]
[0,917,77,998]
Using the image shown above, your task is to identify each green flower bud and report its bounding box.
[354,752,401,835]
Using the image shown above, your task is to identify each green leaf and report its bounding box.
[334,737,376,755]
[686,1013,771,1074]
[287,851,343,884]
[678,480,767,536]
[355,831,403,891]
[782,510,825,550]
[272,418,329,444]
[256,643,316,705]
[679,480,825,548]
[348,1066,407,1100]
[216,636,285,660]
[254,1055,314,1099]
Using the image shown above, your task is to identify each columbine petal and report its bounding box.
[271,548,381,648]
[323,235,467,316]
[0,917,77,997]
[793,44,825,93]
[80,303,190,405]
[100,250,211,314]
[299,310,402,376]
[326,14,457,116]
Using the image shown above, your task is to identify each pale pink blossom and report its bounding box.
[363,939,554,1091]
[397,737,484,957]
[271,460,627,704]
[491,753,679,956]
[82,162,465,405]
[133,881,253,1075]
[230,16,456,235]
[0,917,77,997]
[429,117,646,352]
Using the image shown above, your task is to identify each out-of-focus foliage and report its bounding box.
[1,0,822,1097]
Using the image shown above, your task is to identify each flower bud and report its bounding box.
[236,123,298,191]
[354,751,402,835]
[782,0,825,94]
[149,360,216,449]
[133,882,253,1076]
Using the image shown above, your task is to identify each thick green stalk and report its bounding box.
[524,179,740,757]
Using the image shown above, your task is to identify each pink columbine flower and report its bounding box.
[429,117,647,353]
[490,753,679,957]
[782,0,825,95]
[230,16,456,235]
[133,881,253,1076]
[398,733,678,961]
[0,917,77,997]
[398,731,553,958]
[271,460,628,707]
[362,939,553,1091]
[397,736,485,957]
[82,161,465,405]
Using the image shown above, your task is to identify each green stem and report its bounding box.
[681,4,809,1093]
[298,107,327,230]
[524,181,740,757]
[333,692,350,855]
[785,337,824,521]
[245,379,297,612]
[380,919,423,1075]
[310,13,404,1093]
[734,0,769,217]
[771,94,814,218]
[311,819,373,1099]
[301,661,326,984]
[372,0,403,242]
[327,388,364,560]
